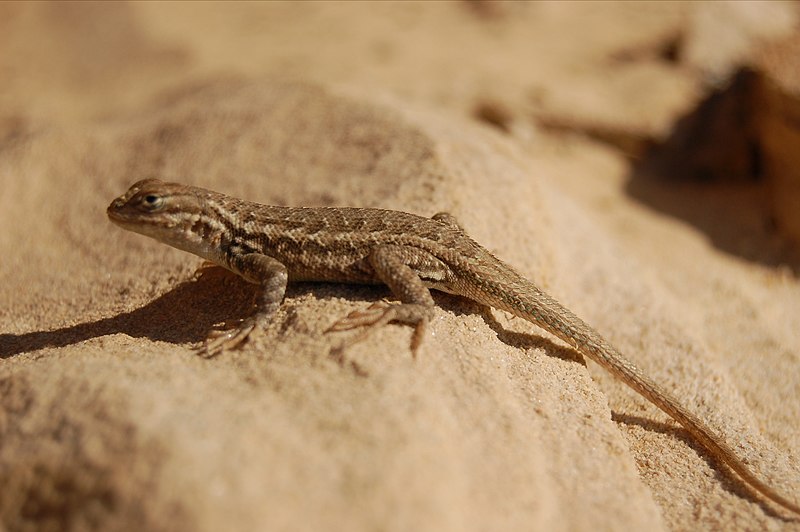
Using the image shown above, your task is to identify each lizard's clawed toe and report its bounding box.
[197,318,258,357]
[325,300,392,332]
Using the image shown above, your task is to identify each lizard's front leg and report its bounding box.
[327,245,443,356]
[201,254,288,357]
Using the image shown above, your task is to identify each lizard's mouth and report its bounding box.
[106,202,121,219]
[106,200,152,229]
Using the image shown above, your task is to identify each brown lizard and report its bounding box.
[107,178,800,516]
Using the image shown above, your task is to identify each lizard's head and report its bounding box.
[107,179,213,255]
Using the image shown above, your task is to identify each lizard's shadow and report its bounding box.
[475,305,585,365]
[0,272,259,359]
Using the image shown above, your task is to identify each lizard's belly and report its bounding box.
[284,254,378,284]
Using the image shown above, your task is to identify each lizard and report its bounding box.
[107,178,800,516]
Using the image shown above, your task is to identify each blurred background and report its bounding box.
[1,1,798,267]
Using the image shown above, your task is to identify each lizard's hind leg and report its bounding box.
[326,245,440,357]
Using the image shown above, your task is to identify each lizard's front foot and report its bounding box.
[326,301,432,357]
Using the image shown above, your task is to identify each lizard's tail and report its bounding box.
[488,275,800,516]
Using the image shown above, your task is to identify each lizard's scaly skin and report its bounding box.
[108,179,800,516]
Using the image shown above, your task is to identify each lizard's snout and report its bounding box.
[107,195,135,224]
[107,198,123,219]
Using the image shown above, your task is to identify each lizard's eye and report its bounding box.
[140,194,164,211]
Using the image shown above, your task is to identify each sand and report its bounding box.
[1,2,799,531]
